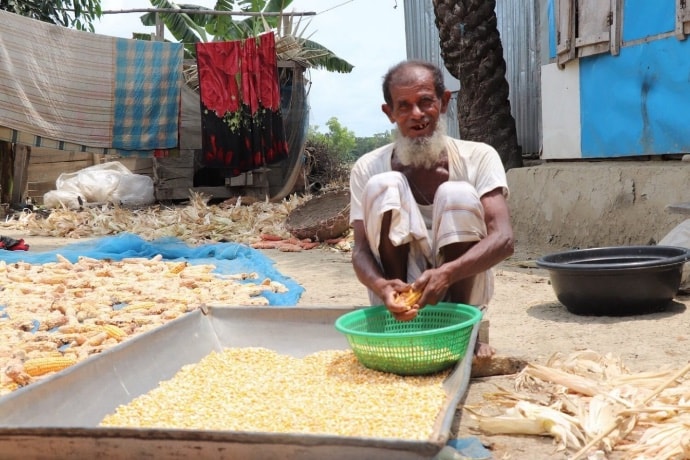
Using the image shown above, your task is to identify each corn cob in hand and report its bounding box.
[393,286,423,311]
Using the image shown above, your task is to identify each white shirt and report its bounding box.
[349,136,509,224]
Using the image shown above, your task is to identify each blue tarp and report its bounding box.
[0,233,304,306]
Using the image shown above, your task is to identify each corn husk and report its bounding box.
[467,400,585,451]
[0,191,353,251]
[472,350,690,459]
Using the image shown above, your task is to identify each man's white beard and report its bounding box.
[394,118,447,169]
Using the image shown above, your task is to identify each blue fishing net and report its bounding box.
[0,233,304,306]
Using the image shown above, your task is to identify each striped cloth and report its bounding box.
[0,126,108,154]
[0,10,182,153]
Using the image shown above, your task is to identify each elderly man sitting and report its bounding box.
[348,59,514,358]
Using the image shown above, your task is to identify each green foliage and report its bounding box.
[305,119,393,189]
[325,117,356,161]
[299,38,353,73]
[141,0,210,57]
[352,131,392,159]
[309,118,393,161]
[141,1,293,44]
[0,0,102,31]
[308,117,355,162]
[212,0,293,40]
[307,125,328,145]
[140,1,353,73]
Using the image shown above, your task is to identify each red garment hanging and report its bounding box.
[196,33,289,176]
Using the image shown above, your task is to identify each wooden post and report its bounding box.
[0,140,14,204]
[11,144,30,204]
[155,13,164,41]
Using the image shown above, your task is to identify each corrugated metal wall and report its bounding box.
[403,1,461,139]
[404,0,541,155]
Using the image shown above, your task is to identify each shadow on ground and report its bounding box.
[526,300,687,324]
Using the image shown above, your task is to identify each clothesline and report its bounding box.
[0,9,183,153]
[100,9,316,17]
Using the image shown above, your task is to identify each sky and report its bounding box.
[95,0,408,137]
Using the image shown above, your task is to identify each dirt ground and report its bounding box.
[2,229,689,459]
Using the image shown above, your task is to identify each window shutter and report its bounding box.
[677,0,690,39]
[574,0,621,58]
[556,0,577,67]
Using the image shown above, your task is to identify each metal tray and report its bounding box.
[0,306,477,460]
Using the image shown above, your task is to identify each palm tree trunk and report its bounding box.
[433,0,523,170]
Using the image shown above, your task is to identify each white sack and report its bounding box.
[42,190,85,210]
[45,161,155,209]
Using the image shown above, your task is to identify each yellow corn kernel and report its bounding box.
[23,356,77,377]
[167,261,188,275]
[100,348,448,440]
[394,287,423,309]
[101,324,127,341]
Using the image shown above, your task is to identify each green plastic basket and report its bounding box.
[334,303,483,375]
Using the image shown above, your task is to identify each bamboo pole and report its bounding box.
[101,9,315,17]
[570,361,690,460]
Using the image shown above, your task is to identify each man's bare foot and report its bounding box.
[473,341,495,359]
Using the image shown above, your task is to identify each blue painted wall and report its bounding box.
[546,0,690,157]
[622,0,675,41]
[580,37,690,157]
[548,0,556,59]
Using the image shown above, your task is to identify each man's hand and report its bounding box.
[383,281,425,322]
[412,268,450,309]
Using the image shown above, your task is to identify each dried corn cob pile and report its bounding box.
[0,255,287,395]
[467,350,690,459]
[0,192,353,252]
[0,192,303,245]
[100,347,449,440]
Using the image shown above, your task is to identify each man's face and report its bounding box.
[382,67,448,140]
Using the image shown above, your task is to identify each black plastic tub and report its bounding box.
[536,245,690,316]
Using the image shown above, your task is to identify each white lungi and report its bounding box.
[361,171,493,309]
